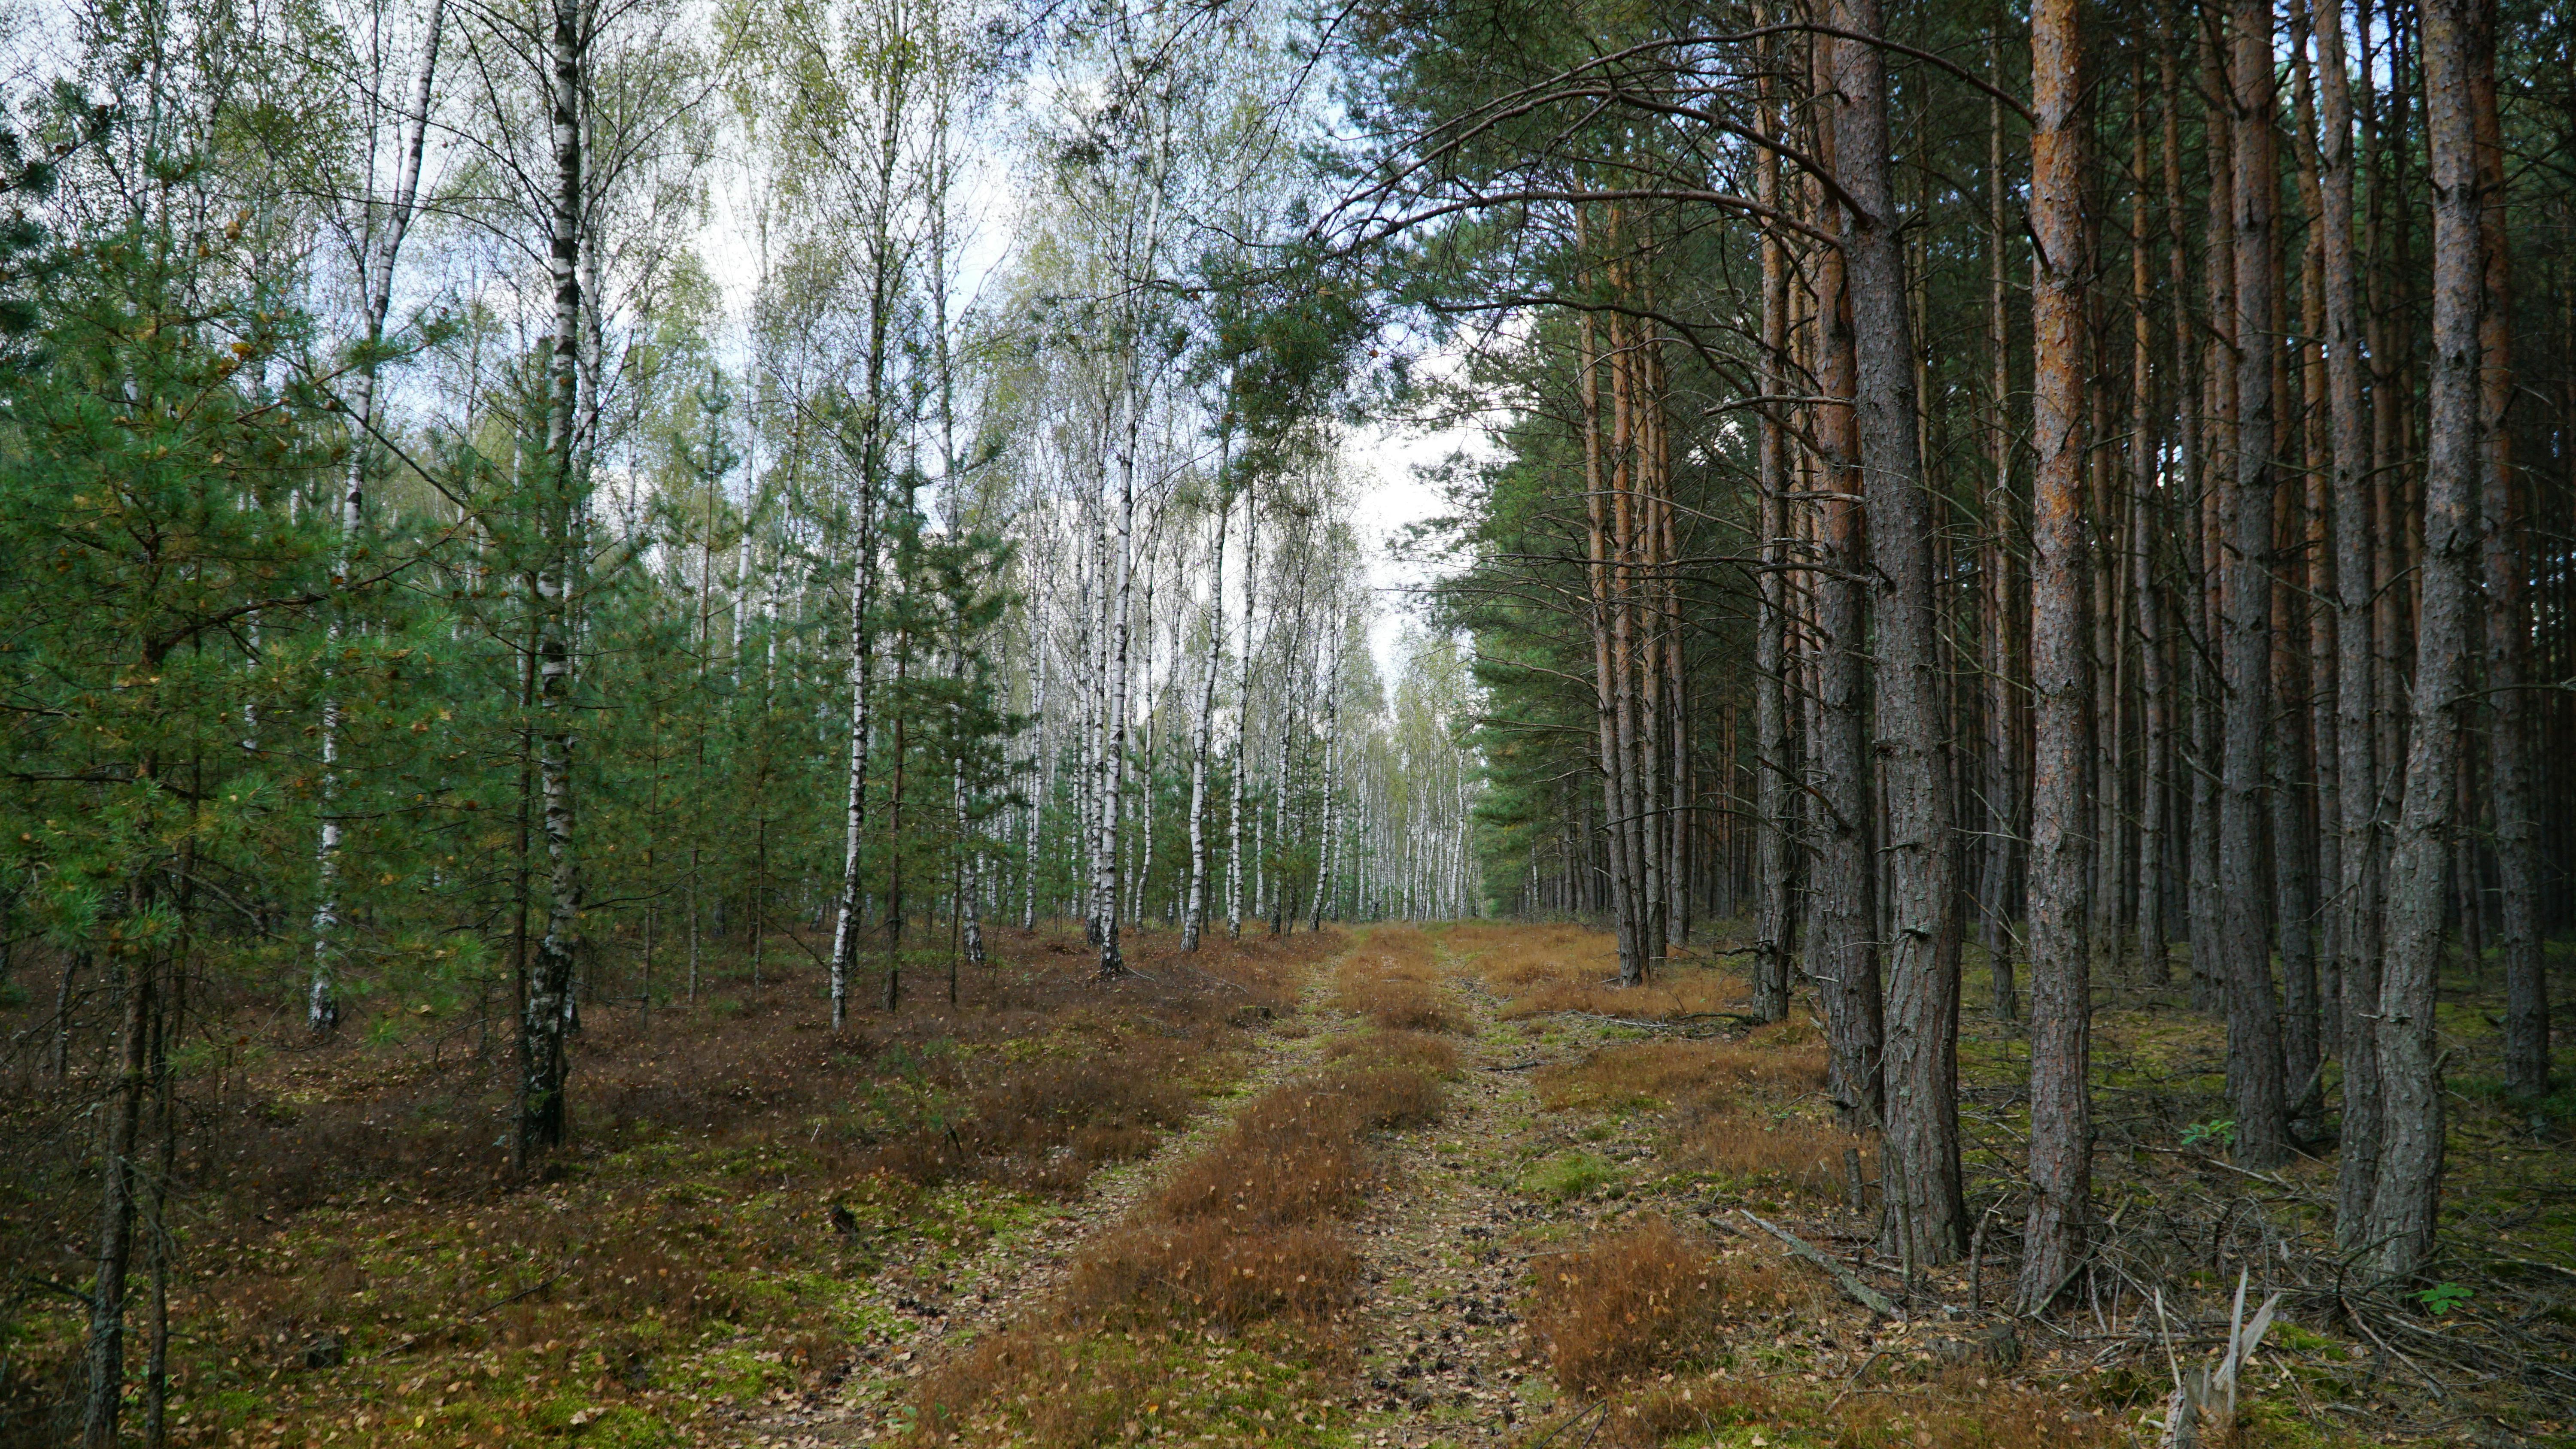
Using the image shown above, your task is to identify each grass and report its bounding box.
[1444,921,1756,1021]
[1524,1217,1728,1397]
[1329,926,1461,1033]
[1520,1151,1622,1203]
[908,927,1457,1446]
[0,923,1337,1449]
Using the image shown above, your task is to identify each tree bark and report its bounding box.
[1583,308,1642,986]
[1097,353,1139,977]
[82,951,150,1449]
[830,477,881,1030]
[1230,491,1255,940]
[1982,46,2021,1018]
[1833,0,1959,1260]
[1183,481,1228,951]
[2129,92,2171,987]
[310,0,447,1034]
[1804,45,1883,1132]
[2315,0,2385,1247]
[519,0,587,1163]
[2221,0,2293,1165]
[1751,32,1794,1022]
[2019,0,2092,1307]
[2368,0,2480,1279]
[2470,4,2544,1102]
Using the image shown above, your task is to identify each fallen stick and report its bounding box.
[2130,1145,2300,1192]
[1741,1210,1900,1319]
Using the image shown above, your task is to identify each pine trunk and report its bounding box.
[2020,0,2092,1306]
[2368,0,2480,1279]
[2221,0,2292,1164]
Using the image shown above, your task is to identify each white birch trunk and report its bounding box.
[311,0,447,1032]
[1228,490,1253,940]
[518,0,585,1161]
[1182,492,1227,949]
[1095,359,1139,976]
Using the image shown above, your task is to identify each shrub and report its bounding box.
[1675,1106,1865,1199]
[1524,1217,1726,1396]
[1536,1038,1829,1113]
[1323,1028,1460,1078]
[1061,1220,1361,1330]
[1330,929,1461,1033]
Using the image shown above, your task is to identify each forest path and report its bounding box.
[742,925,1604,1449]
[1320,952,1573,1448]
[746,940,1358,1446]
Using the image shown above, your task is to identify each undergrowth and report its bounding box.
[911,928,1455,1447]
[0,924,1334,1448]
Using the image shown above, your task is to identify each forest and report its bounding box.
[1,0,2571,1441]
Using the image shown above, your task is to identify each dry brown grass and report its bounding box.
[1060,1220,1361,1328]
[920,972,1458,1441]
[1674,1106,1868,1199]
[0,922,1358,1449]
[1535,1037,1829,1113]
[1583,1370,2124,1449]
[1330,925,1461,1032]
[1522,1216,1728,1396]
[1443,922,1750,1021]
[1144,1061,1446,1231]
[1324,1028,1461,1078]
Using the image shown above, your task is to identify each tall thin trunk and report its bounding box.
[1183,484,1227,949]
[2288,5,2345,1061]
[1751,26,1793,1022]
[2221,0,2293,1164]
[1022,597,1046,930]
[2131,80,2172,987]
[519,0,586,1162]
[2368,0,2480,1279]
[829,42,906,1025]
[1982,45,2021,1018]
[1311,643,1341,932]
[2273,60,2325,1119]
[82,949,150,1449]
[1230,494,1254,940]
[2472,5,2544,1100]
[140,960,176,1449]
[1583,308,1641,985]
[885,624,909,1012]
[1096,352,1140,978]
[2178,34,2227,1018]
[2318,0,2385,1246]
[1834,0,1962,1264]
[1807,59,1883,1131]
[311,0,447,1032]
[830,485,881,1029]
[2019,0,2092,1306]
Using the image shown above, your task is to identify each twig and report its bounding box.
[2340,1296,2449,1400]
[2132,1144,2304,1193]
[369,1266,569,1362]
[1484,1058,1543,1072]
[2478,1253,2576,1283]
[1518,1402,1610,1449]
[1741,1210,1899,1318]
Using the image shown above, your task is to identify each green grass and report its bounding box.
[1519,1150,1622,1203]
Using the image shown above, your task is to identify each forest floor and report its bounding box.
[4,920,2571,1449]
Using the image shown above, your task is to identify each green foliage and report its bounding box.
[2416,1282,2473,1316]
[2181,1119,2239,1150]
